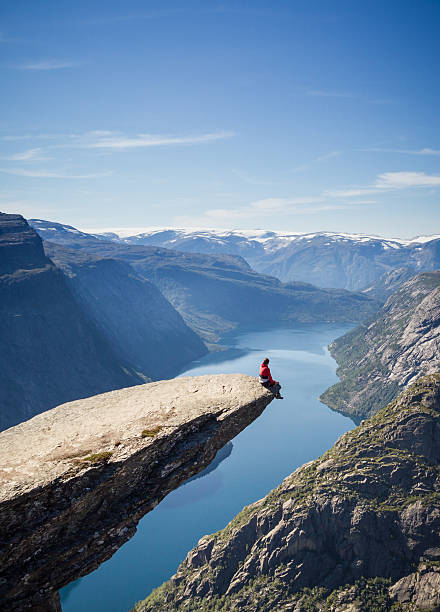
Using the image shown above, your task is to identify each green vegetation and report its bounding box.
[81,451,113,464]
[141,426,163,438]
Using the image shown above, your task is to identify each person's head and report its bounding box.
[263,357,269,365]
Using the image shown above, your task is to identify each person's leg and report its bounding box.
[270,383,283,399]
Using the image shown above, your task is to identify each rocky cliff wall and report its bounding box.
[45,242,207,379]
[0,374,274,611]
[321,271,440,420]
[0,214,146,430]
[135,374,440,611]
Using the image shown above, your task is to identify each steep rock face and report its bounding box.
[321,271,440,420]
[0,374,274,611]
[29,219,378,343]
[0,213,145,430]
[45,242,207,379]
[362,267,415,303]
[135,374,440,612]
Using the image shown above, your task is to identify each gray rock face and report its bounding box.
[134,374,440,611]
[0,213,146,430]
[45,242,207,379]
[321,271,440,420]
[0,374,274,611]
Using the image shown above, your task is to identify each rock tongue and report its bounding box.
[0,374,274,611]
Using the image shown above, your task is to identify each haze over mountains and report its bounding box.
[29,219,377,343]
[72,225,440,292]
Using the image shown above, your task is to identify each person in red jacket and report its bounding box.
[259,357,283,399]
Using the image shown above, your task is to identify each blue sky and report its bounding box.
[0,0,439,237]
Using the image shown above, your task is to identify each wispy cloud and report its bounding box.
[376,171,440,188]
[15,60,79,71]
[293,150,342,173]
[232,169,273,186]
[84,131,234,149]
[0,168,111,179]
[181,168,440,224]
[324,187,379,198]
[2,148,50,161]
[363,147,440,156]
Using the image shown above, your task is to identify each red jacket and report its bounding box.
[259,362,274,384]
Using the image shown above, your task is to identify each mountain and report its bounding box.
[320,271,440,421]
[361,267,415,303]
[71,224,440,292]
[29,220,378,344]
[0,213,145,430]
[134,374,440,612]
[45,242,207,380]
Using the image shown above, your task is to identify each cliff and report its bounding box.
[45,242,207,379]
[320,271,440,420]
[0,213,145,430]
[0,374,274,611]
[135,374,440,611]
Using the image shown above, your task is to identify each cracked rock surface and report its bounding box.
[0,374,273,611]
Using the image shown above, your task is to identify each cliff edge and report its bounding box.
[0,374,274,611]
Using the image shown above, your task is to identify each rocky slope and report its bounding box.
[29,220,378,344]
[52,223,440,292]
[0,374,274,611]
[0,214,145,430]
[321,271,440,420]
[134,374,440,612]
[45,242,207,379]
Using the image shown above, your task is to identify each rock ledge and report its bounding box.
[0,374,273,610]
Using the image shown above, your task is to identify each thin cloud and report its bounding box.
[293,150,342,173]
[363,147,440,156]
[15,60,79,71]
[315,150,342,162]
[232,169,273,186]
[2,148,50,161]
[0,168,111,179]
[376,171,440,188]
[324,187,379,198]
[85,131,234,149]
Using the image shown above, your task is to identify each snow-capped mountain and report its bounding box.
[30,219,440,293]
[87,227,440,292]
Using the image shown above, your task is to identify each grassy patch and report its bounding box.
[141,426,163,438]
[81,451,112,464]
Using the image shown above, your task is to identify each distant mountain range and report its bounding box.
[38,223,440,292]
[29,219,378,344]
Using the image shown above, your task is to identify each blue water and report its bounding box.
[61,324,354,611]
